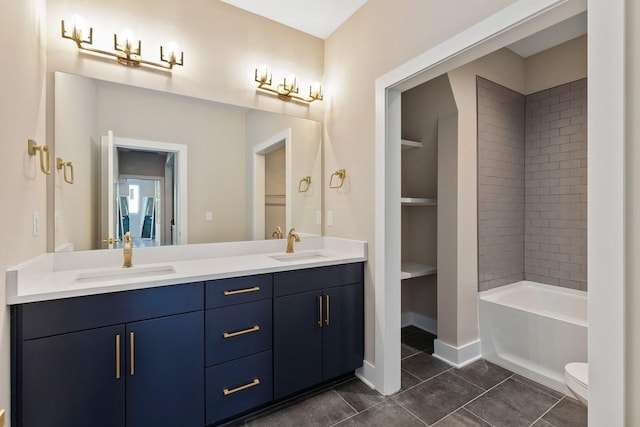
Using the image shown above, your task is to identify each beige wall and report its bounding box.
[525,35,587,94]
[54,73,98,251]
[324,0,518,363]
[626,0,640,424]
[0,0,48,421]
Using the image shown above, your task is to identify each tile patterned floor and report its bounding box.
[230,327,587,427]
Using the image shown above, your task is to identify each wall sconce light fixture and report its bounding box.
[61,19,184,71]
[27,139,51,175]
[254,65,323,103]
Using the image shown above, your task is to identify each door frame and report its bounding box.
[374,0,624,424]
[252,128,292,239]
[104,135,188,245]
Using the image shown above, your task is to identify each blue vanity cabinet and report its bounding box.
[20,325,126,427]
[273,263,364,399]
[12,282,204,427]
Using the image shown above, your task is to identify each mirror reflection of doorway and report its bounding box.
[117,178,162,248]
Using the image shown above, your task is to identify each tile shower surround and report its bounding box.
[477,77,587,291]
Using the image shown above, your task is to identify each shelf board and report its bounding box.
[401,139,423,150]
[401,262,437,280]
[401,197,437,206]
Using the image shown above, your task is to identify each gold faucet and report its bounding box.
[123,232,133,268]
[272,226,283,239]
[286,228,300,253]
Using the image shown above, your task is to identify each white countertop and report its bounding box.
[6,237,367,305]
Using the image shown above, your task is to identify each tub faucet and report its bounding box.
[123,232,133,268]
[286,228,300,253]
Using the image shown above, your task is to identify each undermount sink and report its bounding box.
[74,265,176,284]
[269,252,327,262]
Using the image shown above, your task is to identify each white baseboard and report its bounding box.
[401,311,437,335]
[355,360,376,389]
[433,339,482,368]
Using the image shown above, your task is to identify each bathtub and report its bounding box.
[478,281,587,395]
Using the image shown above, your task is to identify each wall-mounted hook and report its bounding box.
[56,157,75,184]
[329,169,346,189]
[27,139,51,175]
[298,176,312,192]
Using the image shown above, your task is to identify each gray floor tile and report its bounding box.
[334,400,425,427]
[511,374,565,399]
[531,419,555,426]
[450,360,513,390]
[402,342,421,359]
[401,368,422,391]
[393,371,484,425]
[247,390,356,427]
[432,409,492,426]
[541,397,588,427]
[464,378,559,427]
[402,352,450,381]
[334,378,386,412]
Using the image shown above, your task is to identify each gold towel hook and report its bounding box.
[298,176,312,192]
[27,139,51,175]
[329,169,346,189]
[56,158,75,184]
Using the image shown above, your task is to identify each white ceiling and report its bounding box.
[219,0,369,39]
[507,12,587,58]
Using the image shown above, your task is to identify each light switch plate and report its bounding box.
[33,211,39,236]
[327,210,333,226]
[315,211,322,225]
[205,211,213,221]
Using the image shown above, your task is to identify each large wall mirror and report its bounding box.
[53,72,322,252]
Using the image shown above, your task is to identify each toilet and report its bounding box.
[564,362,588,406]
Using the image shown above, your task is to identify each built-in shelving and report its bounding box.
[401,262,437,280]
[401,197,437,206]
[401,139,423,150]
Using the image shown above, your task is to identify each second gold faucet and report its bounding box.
[286,228,300,253]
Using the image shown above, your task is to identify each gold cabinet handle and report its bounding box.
[223,379,260,396]
[224,286,260,296]
[130,331,135,376]
[317,295,323,328]
[223,325,260,339]
[325,294,330,326]
[115,334,121,379]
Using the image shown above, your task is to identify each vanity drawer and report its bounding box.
[206,351,273,425]
[274,263,364,297]
[205,274,272,309]
[205,299,272,366]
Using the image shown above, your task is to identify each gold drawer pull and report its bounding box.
[317,295,323,328]
[130,331,135,376]
[115,334,121,379]
[325,294,330,326]
[223,325,260,339]
[223,378,260,395]
[224,286,260,296]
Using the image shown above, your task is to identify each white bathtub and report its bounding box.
[479,281,587,395]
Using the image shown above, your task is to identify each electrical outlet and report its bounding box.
[327,210,333,226]
[33,211,39,236]
[205,211,213,221]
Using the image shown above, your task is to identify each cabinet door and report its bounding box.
[126,311,204,427]
[21,325,125,427]
[273,290,323,399]
[322,282,364,380]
